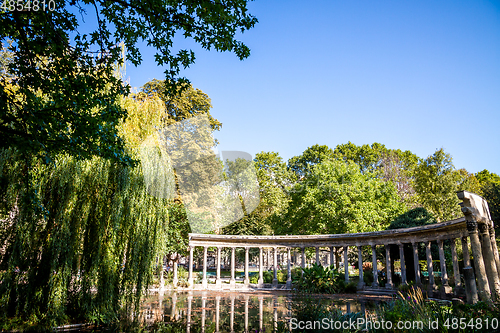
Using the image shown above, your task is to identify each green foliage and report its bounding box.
[334,141,420,207]
[281,159,405,235]
[288,144,336,178]
[476,170,500,223]
[293,264,346,294]
[1,0,256,163]
[223,151,293,236]
[376,287,500,332]
[388,207,437,229]
[414,149,461,222]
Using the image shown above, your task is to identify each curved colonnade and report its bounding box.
[181,191,500,304]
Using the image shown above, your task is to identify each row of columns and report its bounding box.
[186,226,499,305]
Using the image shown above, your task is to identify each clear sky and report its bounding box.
[124,0,500,175]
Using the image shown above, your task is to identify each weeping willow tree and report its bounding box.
[0,92,200,328]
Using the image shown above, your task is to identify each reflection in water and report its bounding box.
[141,291,372,333]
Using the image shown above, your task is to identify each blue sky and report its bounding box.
[124,0,500,175]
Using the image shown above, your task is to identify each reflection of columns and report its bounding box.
[273,247,278,288]
[258,247,264,286]
[426,241,436,293]
[371,245,378,287]
[385,245,393,288]
[188,246,194,288]
[201,295,206,333]
[230,247,236,289]
[244,295,249,333]
[244,247,250,286]
[330,246,335,267]
[273,296,278,332]
[478,223,500,300]
[437,240,450,290]
[171,292,177,321]
[202,246,208,289]
[187,295,192,333]
[412,242,421,286]
[344,246,349,283]
[399,243,407,285]
[287,247,292,289]
[215,296,220,333]
[461,236,478,304]
[230,296,235,333]
[357,246,364,289]
[316,247,320,265]
[259,296,264,332]
[216,247,221,288]
[173,261,178,287]
[450,239,462,294]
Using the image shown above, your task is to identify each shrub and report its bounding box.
[293,264,345,294]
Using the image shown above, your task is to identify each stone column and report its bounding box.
[449,239,462,294]
[463,209,491,302]
[357,246,364,289]
[316,247,320,265]
[230,247,236,289]
[173,261,178,288]
[461,236,478,304]
[202,246,208,289]
[301,247,305,277]
[326,248,331,265]
[216,247,221,288]
[371,245,378,287]
[426,241,436,294]
[258,247,264,286]
[478,223,500,300]
[344,246,349,283]
[244,247,250,286]
[437,239,451,294]
[287,247,292,289]
[273,247,278,288]
[385,245,393,288]
[188,246,194,288]
[330,246,335,267]
[399,243,407,285]
[412,242,421,286]
[267,249,271,270]
[335,247,341,270]
[489,225,500,278]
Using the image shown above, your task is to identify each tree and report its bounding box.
[223,151,293,235]
[476,170,500,223]
[279,159,405,235]
[333,142,420,207]
[288,144,335,178]
[1,0,256,163]
[414,148,461,222]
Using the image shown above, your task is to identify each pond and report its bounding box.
[141,290,385,332]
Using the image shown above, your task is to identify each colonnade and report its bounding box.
[182,191,500,304]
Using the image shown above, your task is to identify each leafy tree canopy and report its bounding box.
[279,159,405,235]
[414,148,461,222]
[288,144,335,178]
[0,0,256,164]
[387,207,437,230]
